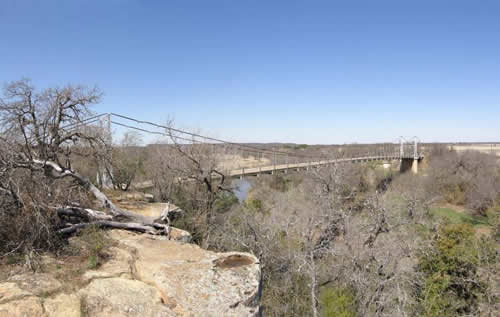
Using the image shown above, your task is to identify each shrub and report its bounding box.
[417,224,485,316]
[427,150,500,214]
[319,286,357,317]
[488,207,500,241]
[214,191,238,213]
[78,225,108,269]
[244,198,263,212]
[0,172,80,264]
[261,271,312,316]
[0,201,61,256]
[110,132,147,191]
[269,175,290,192]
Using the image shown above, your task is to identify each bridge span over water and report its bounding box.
[136,152,423,190]
[95,113,425,186]
[229,153,424,179]
[224,136,424,178]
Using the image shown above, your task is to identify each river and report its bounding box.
[232,178,252,202]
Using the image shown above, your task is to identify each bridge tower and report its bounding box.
[398,137,420,174]
[411,137,418,174]
[398,137,404,172]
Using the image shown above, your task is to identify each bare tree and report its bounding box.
[147,124,231,246]
[305,161,430,316]
[0,79,170,251]
[106,131,145,191]
[212,164,354,316]
[426,148,500,214]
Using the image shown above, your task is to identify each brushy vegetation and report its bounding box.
[269,174,292,192]
[319,286,357,317]
[283,143,308,150]
[213,191,239,213]
[0,83,498,316]
[197,147,499,316]
[78,225,110,269]
[416,223,494,316]
[244,198,264,213]
[426,148,500,215]
[431,207,491,226]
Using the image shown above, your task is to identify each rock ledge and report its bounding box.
[0,229,261,317]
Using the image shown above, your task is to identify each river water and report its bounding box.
[232,178,252,202]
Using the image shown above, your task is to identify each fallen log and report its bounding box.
[31,159,171,235]
[57,220,169,235]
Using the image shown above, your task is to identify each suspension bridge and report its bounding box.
[229,151,422,178]
[70,113,424,182]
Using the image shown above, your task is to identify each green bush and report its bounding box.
[78,225,107,269]
[261,271,311,316]
[485,205,500,240]
[441,183,466,206]
[245,198,263,212]
[430,207,491,226]
[87,254,99,270]
[214,191,238,213]
[417,224,484,316]
[319,286,357,317]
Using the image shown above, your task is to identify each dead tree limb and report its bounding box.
[0,79,171,237]
[57,221,168,235]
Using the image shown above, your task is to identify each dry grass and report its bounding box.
[450,144,500,156]
[430,206,492,227]
[0,226,115,294]
[49,254,92,292]
[217,154,271,170]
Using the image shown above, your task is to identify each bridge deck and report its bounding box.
[134,154,423,189]
[229,155,423,177]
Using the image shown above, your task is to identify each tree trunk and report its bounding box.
[33,159,170,235]
[310,251,318,317]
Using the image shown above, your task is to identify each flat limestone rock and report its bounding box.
[78,277,175,317]
[109,230,261,316]
[0,282,32,304]
[44,293,81,317]
[168,227,192,243]
[0,297,44,317]
[7,272,62,296]
[83,246,133,282]
[0,228,261,316]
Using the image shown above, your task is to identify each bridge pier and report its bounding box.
[400,158,412,173]
[400,157,420,174]
[411,158,418,174]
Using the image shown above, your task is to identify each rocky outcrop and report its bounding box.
[0,297,45,316]
[44,293,81,317]
[0,229,261,317]
[109,230,261,316]
[80,278,174,316]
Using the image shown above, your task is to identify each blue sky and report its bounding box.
[1,0,499,144]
